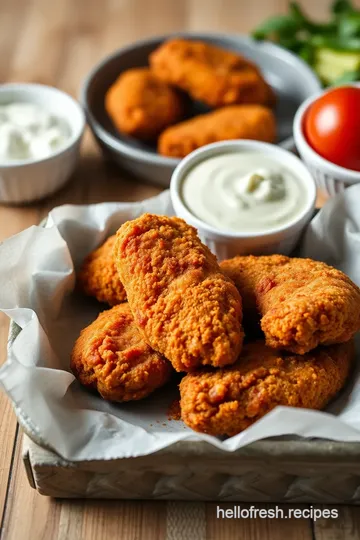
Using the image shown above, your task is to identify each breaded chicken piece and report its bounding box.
[150,38,275,108]
[180,340,354,436]
[220,255,360,354]
[158,105,276,158]
[77,235,126,306]
[114,214,244,372]
[71,304,172,402]
[105,67,186,141]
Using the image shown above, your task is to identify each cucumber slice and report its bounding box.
[314,47,360,84]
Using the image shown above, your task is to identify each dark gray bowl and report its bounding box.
[81,32,321,187]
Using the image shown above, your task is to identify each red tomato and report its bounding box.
[304,86,360,171]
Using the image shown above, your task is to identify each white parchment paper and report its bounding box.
[1,187,360,461]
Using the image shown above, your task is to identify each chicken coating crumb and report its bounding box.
[77,235,126,306]
[158,105,276,158]
[114,214,244,372]
[71,304,172,402]
[180,340,354,436]
[105,67,186,141]
[220,255,360,354]
[150,38,275,108]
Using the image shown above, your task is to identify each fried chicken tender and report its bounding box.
[180,340,354,436]
[77,235,126,306]
[220,255,360,354]
[150,38,275,108]
[105,67,186,141]
[114,214,244,372]
[158,105,276,158]
[71,304,172,402]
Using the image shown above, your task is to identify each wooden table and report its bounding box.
[1,0,360,538]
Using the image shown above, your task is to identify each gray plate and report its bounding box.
[81,32,321,187]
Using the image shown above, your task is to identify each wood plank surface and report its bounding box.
[313,506,360,540]
[0,0,359,539]
[0,314,17,529]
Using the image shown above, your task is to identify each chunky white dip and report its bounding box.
[0,103,70,162]
[182,152,307,233]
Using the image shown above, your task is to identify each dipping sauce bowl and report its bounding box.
[170,140,316,259]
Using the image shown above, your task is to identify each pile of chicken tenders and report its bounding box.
[72,214,360,436]
[105,39,276,158]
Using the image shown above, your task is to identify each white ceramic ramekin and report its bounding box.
[170,140,316,259]
[293,84,360,197]
[0,84,85,204]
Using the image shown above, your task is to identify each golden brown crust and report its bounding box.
[105,67,186,140]
[180,340,354,436]
[150,38,275,108]
[221,255,360,354]
[114,214,244,372]
[71,304,172,402]
[158,104,276,158]
[77,235,126,306]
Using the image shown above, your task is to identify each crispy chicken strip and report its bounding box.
[158,105,276,158]
[77,235,126,306]
[71,304,172,402]
[105,67,186,140]
[220,255,360,354]
[180,340,354,436]
[150,38,275,108]
[114,214,244,371]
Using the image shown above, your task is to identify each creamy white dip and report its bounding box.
[0,103,70,162]
[182,152,308,233]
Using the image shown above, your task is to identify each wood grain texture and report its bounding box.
[0,314,16,528]
[2,433,62,540]
[313,506,360,540]
[0,0,358,539]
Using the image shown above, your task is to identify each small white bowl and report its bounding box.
[294,84,360,197]
[0,84,85,204]
[170,140,316,259]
